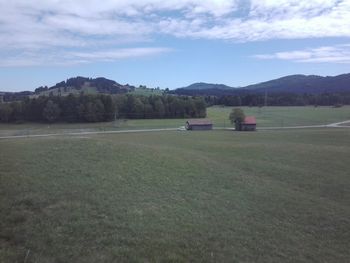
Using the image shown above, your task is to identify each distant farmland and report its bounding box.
[0,106,349,137]
[1,127,350,262]
[208,105,350,127]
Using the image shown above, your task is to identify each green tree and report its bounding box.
[61,94,79,122]
[82,99,105,122]
[84,102,97,122]
[10,101,23,122]
[153,99,165,118]
[43,100,61,123]
[0,103,13,122]
[229,108,245,130]
[113,95,127,118]
[143,103,153,118]
[77,103,85,121]
[194,98,207,117]
[131,98,144,118]
[100,95,115,121]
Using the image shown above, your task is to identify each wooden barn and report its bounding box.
[186,119,213,130]
[240,116,257,131]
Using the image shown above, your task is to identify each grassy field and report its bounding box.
[0,106,349,137]
[1,128,350,262]
[209,105,350,127]
[0,119,186,137]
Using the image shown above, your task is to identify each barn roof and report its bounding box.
[186,119,213,125]
[243,116,256,125]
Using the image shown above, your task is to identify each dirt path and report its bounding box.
[0,128,178,140]
[257,124,328,130]
[256,120,350,130]
[326,120,350,127]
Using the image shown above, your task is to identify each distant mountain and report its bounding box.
[244,74,350,93]
[175,82,236,96]
[0,76,136,102]
[174,73,350,96]
[1,91,34,102]
[2,73,350,102]
[182,82,233,90]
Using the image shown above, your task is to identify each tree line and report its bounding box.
[0,94,206,123]
[204,92,350,107]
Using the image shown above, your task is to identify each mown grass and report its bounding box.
[1,129,350,262]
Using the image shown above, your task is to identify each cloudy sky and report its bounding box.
[1,0,350,91]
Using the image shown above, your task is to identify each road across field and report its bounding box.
[257,120,350,130]
[0,120,349,140]
[0,128,178,140]
[327,120,350,127]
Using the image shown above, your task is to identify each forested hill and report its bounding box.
[183,83,232,90]
[244,74,350,93]
[2,73,350,102]
[0,77,136,101]
[35,76,135,95]
[174,73,350,96]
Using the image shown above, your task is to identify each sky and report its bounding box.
[1,0,350,92]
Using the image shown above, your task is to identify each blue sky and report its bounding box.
[1,0,350,91]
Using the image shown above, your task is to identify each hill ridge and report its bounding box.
[176,73,350,95]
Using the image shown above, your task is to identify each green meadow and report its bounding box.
[208,105,350,127]
[0,106,349,137]
[1,128,350,262]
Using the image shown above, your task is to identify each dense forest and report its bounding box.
[35,76,135,94]
[0,94,206,123]
[204,92,350,107]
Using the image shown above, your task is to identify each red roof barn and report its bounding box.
[185,119,213,130]
[240,116,256,131]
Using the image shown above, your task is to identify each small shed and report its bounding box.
[186,119,213,130]
[240,116,257,131]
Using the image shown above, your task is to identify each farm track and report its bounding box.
[0,128,178,140]
[0,120,349,140]
[256,120,350,130]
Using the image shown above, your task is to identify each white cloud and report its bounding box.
[158,0,350,41]
[1,0,350,66]
[249,0,339,18]
[0,48,173,67]
[253,44,350,63]
[70,48,173,61]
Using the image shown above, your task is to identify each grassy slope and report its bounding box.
[1,129,350,262]
[130,88,163,96]
[0,106,349,136]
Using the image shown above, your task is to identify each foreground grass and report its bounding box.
[1,129,350,262]
[0,119,186,137]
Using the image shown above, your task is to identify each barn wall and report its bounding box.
[241,124,256,131]
[190,125,213,130]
